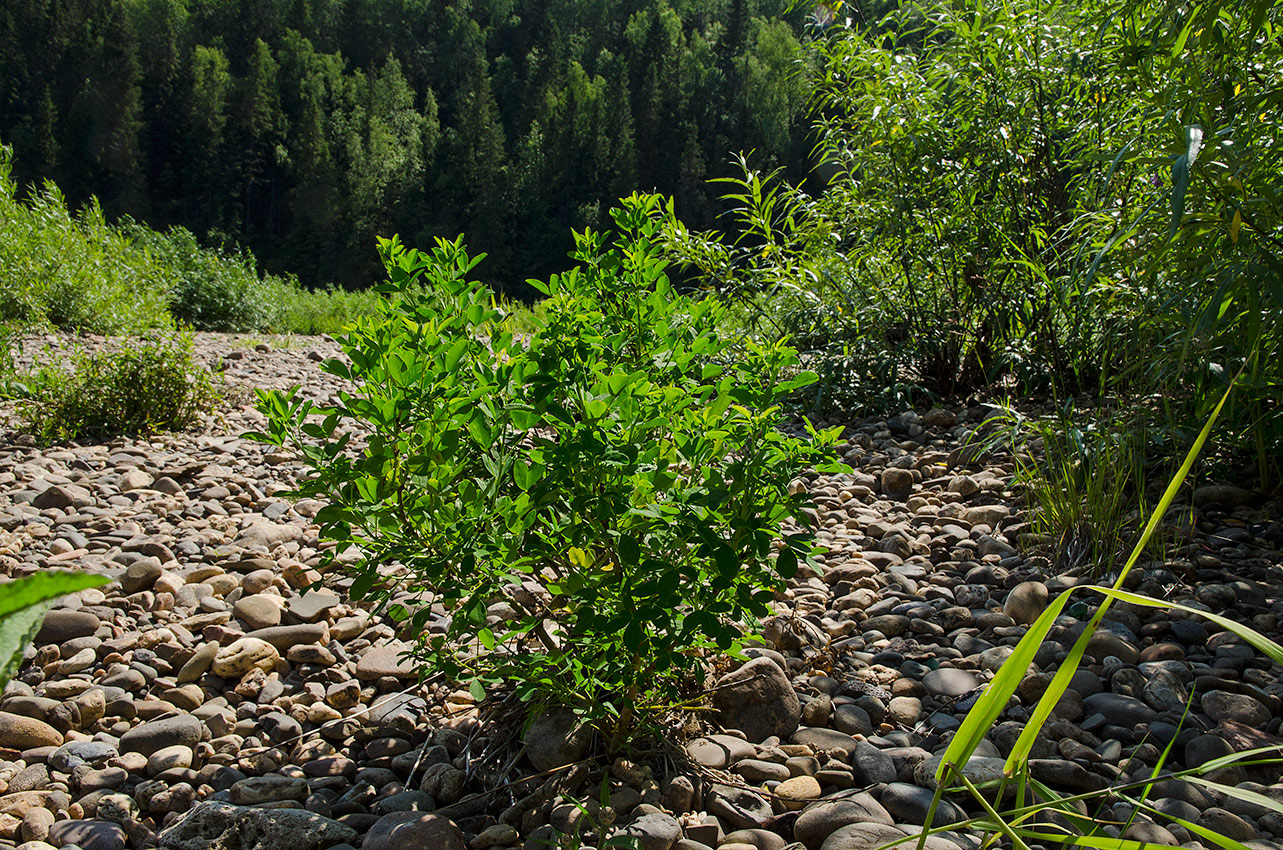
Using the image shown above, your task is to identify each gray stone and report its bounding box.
[157,801,356,850]
[1003,582,1048,626]
[361,812,467,850]
[849,742,896,786]
[32,484,93,510]
[794,795,894,849]
[228,775,308,805]
[119,714,204,757]
[1202,691,1271,727]
[1082,693,1156,728]
[880,783,965,826]
[523,706,592,772]
[822,824,913,850]
[713,657,801,743]
[618,812,683,850]
[881,469,914,500]
[355,643,417,680]
[34,609,99,644]
[288,591,340,623]
[46,820,125,850]
[792,726,860,754]
[232,595,282,630]
[120,558,164,594]
[922,668,979,699]
[706,783,773,830]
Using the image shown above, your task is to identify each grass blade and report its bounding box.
[1184,776,1283,817]
[1087,587,1283,667]
[1004,383,1233,773]
[934,589,1075,785]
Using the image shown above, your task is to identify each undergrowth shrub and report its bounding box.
[20,330,222,443]
[252,194,842,745]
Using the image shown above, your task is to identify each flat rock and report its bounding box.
[119,714,203,757]
[34,609,99,644]
[157,801,356,850]
[46,820,125,850]
[355,643,417,681]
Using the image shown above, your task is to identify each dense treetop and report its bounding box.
[0,0,812,294]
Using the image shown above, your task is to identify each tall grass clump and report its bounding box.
[908,385,1283,850]
[0,147,171,334]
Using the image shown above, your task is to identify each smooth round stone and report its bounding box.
[1201,691,1271,727]
[232,595,283,630]
[687,734,757,770]
[722,829,787,850]
[775,775,822,809]
[821,823,908,850]
[833,704,872,736]
[887,697,922,725]
[147,744,194,776]
[736,759,791,784]
[0,712,63,749]
[120,558,163,594]
[362,812,467,850]
[1082,693,1156,727]
[35,609,100,644]
[46,819,126,850]
[794,794,894,848]
[922,668,979,698]
[881,782,965,825]
[1003,581,1048,626]
[119,714,203,757]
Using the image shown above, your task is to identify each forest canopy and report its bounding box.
[0,0,815,295]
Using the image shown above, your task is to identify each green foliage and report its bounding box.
[251,194,841,743]
[19,330,222,444]
[0,572,110,689]
[0,147,171,334]
[119,220,280,332]
[671,0,1283,480]
[0,141,380,336]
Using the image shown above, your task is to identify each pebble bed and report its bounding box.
[1,332,1282,850]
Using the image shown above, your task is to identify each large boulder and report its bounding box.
[157,801,356,850]
[712,657,801,743]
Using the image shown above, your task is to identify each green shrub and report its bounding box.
[251,194,842,745]
[0,147,171,334]
[20,330,222,443]
[261,278,385,336]
[119,221,278,333]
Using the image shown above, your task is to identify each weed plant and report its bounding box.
[19,330,222,443]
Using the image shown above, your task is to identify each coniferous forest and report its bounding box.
[0,0,813,294]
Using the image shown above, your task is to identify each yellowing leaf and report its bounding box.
[1230,210,1243,243]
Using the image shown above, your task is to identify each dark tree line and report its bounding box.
[0,0,811,295]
